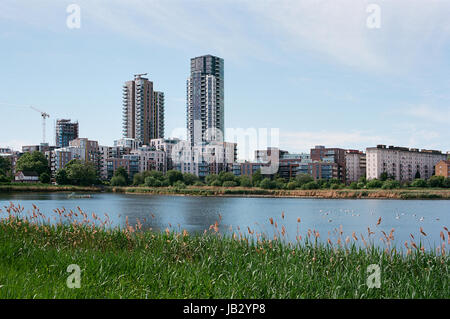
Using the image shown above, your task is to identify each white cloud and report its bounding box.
[407,105,450,124]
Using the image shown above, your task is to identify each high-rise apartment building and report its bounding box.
[366,145,446,181]
[122,74,164,145]
[187,55,224,146]
[55,119,79,148]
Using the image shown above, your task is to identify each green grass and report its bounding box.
[0,213,448,299]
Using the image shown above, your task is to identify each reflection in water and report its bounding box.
[0,192,448,251]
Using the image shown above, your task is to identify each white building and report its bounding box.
[366,145,446,181]
[131,146,167,173]
[345,150,366,182]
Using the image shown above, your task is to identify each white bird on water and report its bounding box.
[419,217,424,222]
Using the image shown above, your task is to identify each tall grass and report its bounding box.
[0,203,448,299]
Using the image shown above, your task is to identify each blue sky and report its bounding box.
[0,0,449,158]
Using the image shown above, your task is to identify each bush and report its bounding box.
[173,181,186,188]
[210,180,222,187]
[206,174,220,186]
[428,175,445,188]
[274,178,286,189]
[349,182,358,189]
[330,183,341,189]
[182,173,199,185]
[295,174,313,186]
[260,178,276,189]
[39,172,50,184]
[411,178,427,188]
[444,177,450,188]
[145,176,162,187]
[166,170,184,185]
[357,182,365,189]
[110,175,127,186]
[238,176,252,187]
[193,181,205,187]
[301,181,320,190]
[222,181,238,187]
[287,181,298,190]
[382,180,400,189]
[366,179,383,188]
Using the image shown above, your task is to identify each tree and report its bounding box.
[379,172,388,181]
[39,172,51,184]
[114,167,129,185]
[238,176,252,187]
[110,175,127,186]
[251,169,263,187]
[166,170,183,185]
[182,173,198,185]
[55,169,69,185]
[382,180,400,189]
[411,178,427,188]
[0,156,11,176]
[428,175,444,188]
[295,173,314,186]
[349,182,358,189]
[205,174,219,186]
[301,181,320,190]
[64,159,98,186]
[16,151,49,176]
[0,156,12,182]
[366,179,383,188]
[260,178,275,189]
[144,176,162,187]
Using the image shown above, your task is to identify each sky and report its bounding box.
[0,0,449,159]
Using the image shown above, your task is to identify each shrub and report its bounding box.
[349,182,358,189]
[357,182,365,189]
[238,176,252,187]
[193,181,205,187]
[145,176,162,187]
[295,174,313,186]
[444,177,450,188]
[382,180,400,189]
[173,181,186,188]
[411,178,427,188]
[428,175,445,188]
[110,175,127,186]
[210,180,222,187]
[166,170,183,185]
[222,181,238,187]
[39,172,50,184]
[366,179,383,188]
[301,181,320,190]
[260,178,275,189]
[182,173,199,185]
[287,181,298,190]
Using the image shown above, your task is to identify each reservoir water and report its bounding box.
[1,192,448,251]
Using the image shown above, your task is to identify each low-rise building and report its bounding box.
[14,171,39,183]
[435,160,450,178]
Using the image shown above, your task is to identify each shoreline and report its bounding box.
[1,184,449,199]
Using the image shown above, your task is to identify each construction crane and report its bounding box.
[30,106,50,144]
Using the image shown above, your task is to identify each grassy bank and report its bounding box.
[114,185,450,199]
[1,183,450,199]
[0,208,448,298]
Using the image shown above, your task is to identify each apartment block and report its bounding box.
[122,74,164,145]
[308,145,346,183]
[55,119,79,147]
[187,55,224,146]
[366,145,447,181]
[345,150,366,183]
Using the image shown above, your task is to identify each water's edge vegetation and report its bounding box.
[1,184,450,199]
[0,203,448,298]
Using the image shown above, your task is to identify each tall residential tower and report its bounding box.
[55,119,79,148]
[187,55,224,146]
[122,74,164,145]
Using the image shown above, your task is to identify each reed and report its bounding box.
[0,203,448,299]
